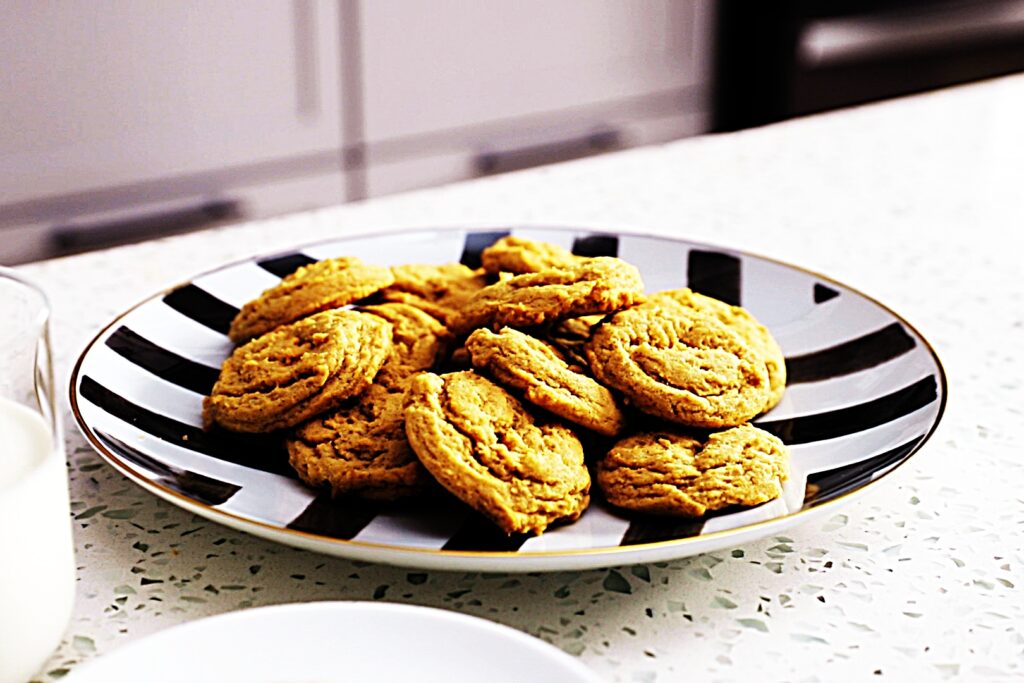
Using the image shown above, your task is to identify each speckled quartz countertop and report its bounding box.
[16,73,1024,682]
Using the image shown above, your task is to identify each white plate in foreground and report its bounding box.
[63,601,601,683]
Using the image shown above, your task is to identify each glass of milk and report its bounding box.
[0,269,75,683]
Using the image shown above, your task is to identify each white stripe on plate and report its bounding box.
[81,344,206,426]
[214,479,316,528]
[700,499,788,534]
[759,351,935,420]
[739,254,821,328]
[518,504,632,553]
[785,404,935,475]
[350,506,468,550]
[191,261,282,309]
[772,296,897,356]
[117,299,233,367]
[617,234,691,294]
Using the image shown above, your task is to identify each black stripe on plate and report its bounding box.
[756,375,938,445]
[257,252,318,278]
[814,283,840,303]
[620,516,707,546]
[620,505,749,546]
[95,429,240,506]
[78,375,294,477]
[442,513,531,552]
[571,234,619,257]
[162,284,238,336]
[803,436,923,508]
[687,250,741,306]
[786,322,917,384]
[286,491,380,540]
[460,230,511,269]
[105,326,220,396]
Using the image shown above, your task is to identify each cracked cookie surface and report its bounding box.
[652,288,786,411]
[204,309,392,433]
[452,256,645,334]
[585,298,770,427]
[597,424,789,516]
[285,303,450,499]
[403,370,590,534]
[358,303,453,389]
[466,327,625,436]
[228,257,394,342]
[480,235,581,274]
[287,385,430,500]
[376,263,490,327]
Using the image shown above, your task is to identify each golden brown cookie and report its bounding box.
[284,302,451,499]
[585,298,770,428]
[652,289,786,411]
[359,303,452,389]
[597,424,789,516]
[204,309,392,433]
[228,257,394,343]
[404,371,591,534]
[451,257,645,335]
[376,263,490,327]
[287,385,431,500]
[465,327,625,437]
[480,235,581,274]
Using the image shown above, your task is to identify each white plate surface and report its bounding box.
[63,601,602,683]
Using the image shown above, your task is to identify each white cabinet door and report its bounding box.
[357,0,713,196]
[0,0,344,206]
[358,0,710,144]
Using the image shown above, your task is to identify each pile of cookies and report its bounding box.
[203,236,789,535]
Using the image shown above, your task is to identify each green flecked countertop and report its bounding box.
[17,73,1024,682]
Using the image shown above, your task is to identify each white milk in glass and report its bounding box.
[0,397,75,683]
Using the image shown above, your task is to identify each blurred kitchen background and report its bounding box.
[3,0,1024,265]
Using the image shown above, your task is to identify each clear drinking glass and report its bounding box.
[0,269,75,683]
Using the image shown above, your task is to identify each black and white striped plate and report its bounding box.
[69,227,946,571]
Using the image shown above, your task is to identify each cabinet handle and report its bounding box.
[50,200,239,254]
[475,127,621,175]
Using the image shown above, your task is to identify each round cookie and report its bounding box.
[204,309,392,433]
[376,263,490,327]
[480,235,581,274]
[652,288,786,411]
[287,385,431,500]
[228,257,394,343]
[451,257,645,335]
[585,298,770,428]
[404,371,591,535]
[465,327,625,437]
[285,303,451,499]
[597,424,789,517]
